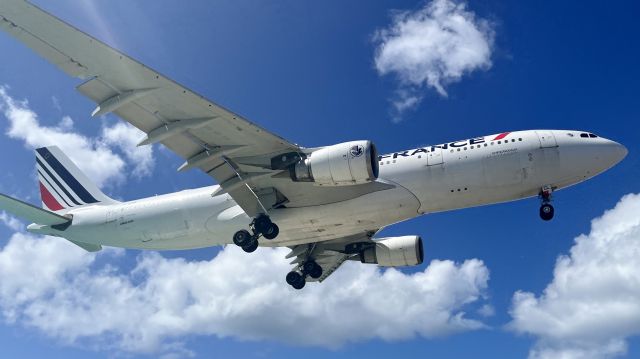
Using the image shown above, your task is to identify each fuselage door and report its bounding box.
[536,130,558,148]
[427,147,444,166]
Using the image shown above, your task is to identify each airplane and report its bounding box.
[0,0,627,290]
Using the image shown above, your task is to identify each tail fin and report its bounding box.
[35,146,117,212]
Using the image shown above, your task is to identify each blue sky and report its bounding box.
[0,0,639,358]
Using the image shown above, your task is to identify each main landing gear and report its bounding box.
[539,185,555,221]
[286,260,323,290]
[232,214,279,253]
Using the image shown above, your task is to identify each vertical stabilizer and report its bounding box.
[35,146,117,212]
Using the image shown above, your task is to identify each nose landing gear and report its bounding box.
[232,214,279,252]
[539,185,555,221]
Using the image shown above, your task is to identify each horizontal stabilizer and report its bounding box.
[0,193,70,226]
[68,239,102,252]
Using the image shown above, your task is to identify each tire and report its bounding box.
[302,261,322,279]
[254,215,271,234]
[302,260,317,274]
[291,277,306,290]
[262,223,279,240]
[540,203,554,221]
[286,271,303,286]
[309,264,323,279]
[242,239,259,253]
[233,230,252,247]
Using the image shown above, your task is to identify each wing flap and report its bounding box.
[310,252,351,283]
[0,193,70,226]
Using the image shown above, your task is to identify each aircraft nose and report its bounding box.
[618,143,629,160]
[601,140,628,167]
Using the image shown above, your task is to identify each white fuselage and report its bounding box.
[28,129,627,250]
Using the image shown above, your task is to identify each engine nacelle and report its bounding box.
[290,140,379,186]
[359,236,424,267]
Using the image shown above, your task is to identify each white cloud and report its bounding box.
[0,211,23,232]
[57,115,74,131]
[373,0,495,118]
[477,304,495,318]
[101,122,154,178]
[0,86,154,188]
[51,95,61,111]
[509,193,640,359]
[0,232,490,355]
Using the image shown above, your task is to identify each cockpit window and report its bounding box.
[579,132,599,138]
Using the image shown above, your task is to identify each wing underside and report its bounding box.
[0,0,394,217]
[285,232,376,283]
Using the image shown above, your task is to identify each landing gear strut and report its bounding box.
[232,214,279,253]
[539,185,555,221]
[286,260,323,290]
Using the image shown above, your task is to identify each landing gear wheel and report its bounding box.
[233,230,252,247]
[302,261,322,279]
[309,264,323,279]
[291,277,306,290]
[286,271,306,290]
[254,215,272,235]
[253,214,280,240]
[262,223,279,240]
[540,203,554,221]
[242,238,259,253]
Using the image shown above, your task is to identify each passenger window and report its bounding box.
[512,139,516,142]
[519,138,523,141]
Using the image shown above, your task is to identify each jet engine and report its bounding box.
[359,236,424,267]
[289,140,379,186]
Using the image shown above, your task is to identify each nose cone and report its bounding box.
[609,141,628,164]
[618,143,629,161]
[598,140,627,170]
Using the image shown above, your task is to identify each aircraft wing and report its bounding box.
[0,0,393,217]
[285,232,375,282]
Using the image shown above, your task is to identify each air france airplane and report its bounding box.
[0,1,627,289]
